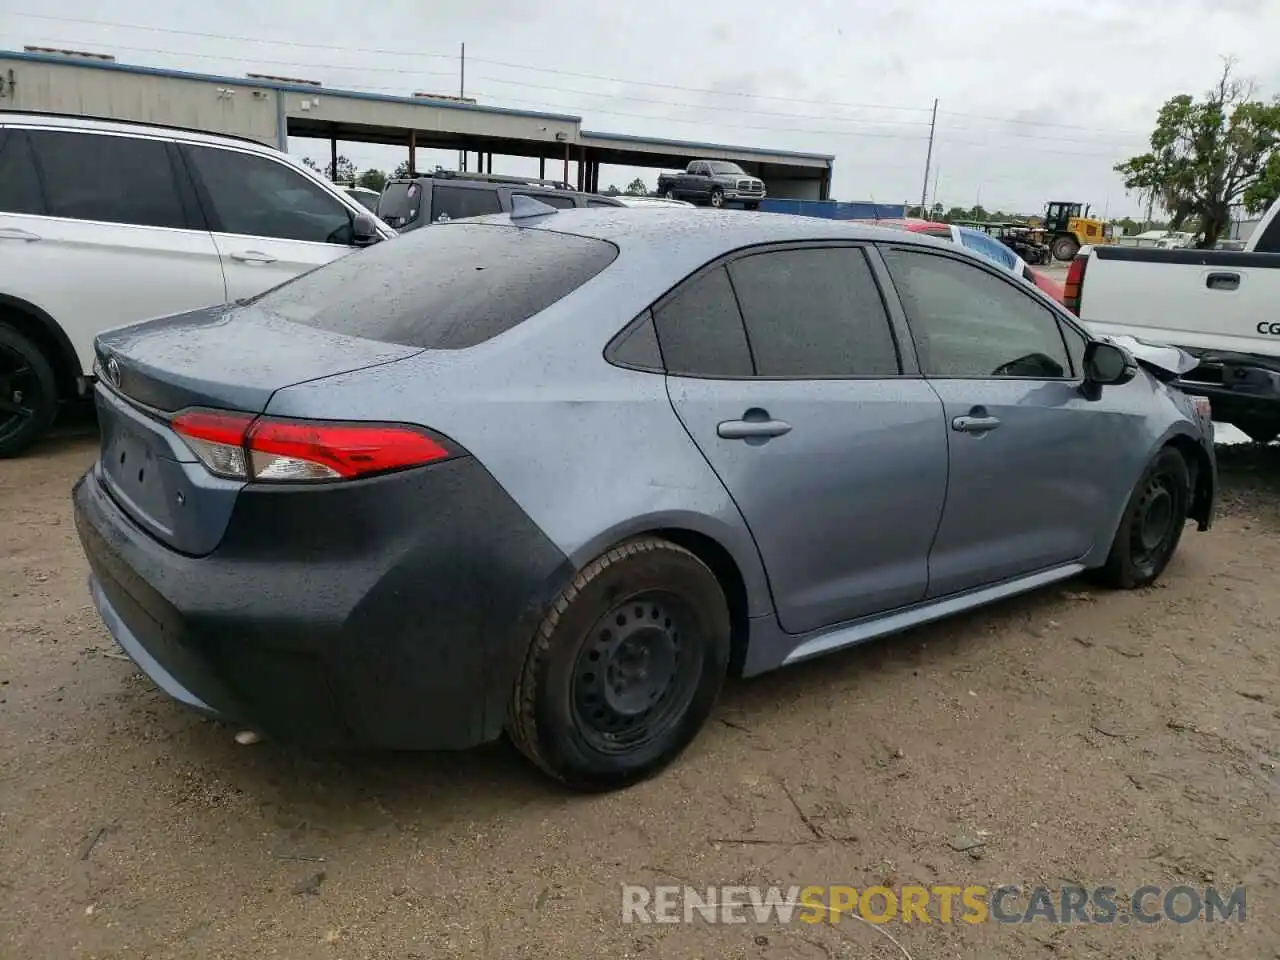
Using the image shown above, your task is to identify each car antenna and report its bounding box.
[510,194,560,221]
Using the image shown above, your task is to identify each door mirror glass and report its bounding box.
[1083,340,1135,386]
[352,211,381,246]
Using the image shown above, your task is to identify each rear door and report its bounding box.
[181,143,363,300]
[0,127,227,374]
[880,245,1115,597]
[661,244,948,635]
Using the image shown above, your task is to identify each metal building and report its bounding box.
[0,49,834,200]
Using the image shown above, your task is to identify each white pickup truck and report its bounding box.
[1065,197,1280,443]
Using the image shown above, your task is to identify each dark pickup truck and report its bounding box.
[656,160,766,209]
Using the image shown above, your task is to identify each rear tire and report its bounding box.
[507,537,730,792]
[1092,447,1190,589]
[0,324,58,459]
[1051,235,1079,262]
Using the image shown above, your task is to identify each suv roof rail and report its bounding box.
[394,168,576,191]
[0,108,270,148]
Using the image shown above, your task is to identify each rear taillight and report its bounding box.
[171,409,453,482]
[1063,254,1087,315]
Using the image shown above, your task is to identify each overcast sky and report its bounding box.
[3,0,1279,216]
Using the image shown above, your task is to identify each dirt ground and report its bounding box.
[1,416,1278,960]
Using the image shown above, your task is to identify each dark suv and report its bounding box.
[376,171,624,232]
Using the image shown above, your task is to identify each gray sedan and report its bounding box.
[73,206,1216,791]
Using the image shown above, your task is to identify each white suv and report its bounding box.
[0,112,395,456]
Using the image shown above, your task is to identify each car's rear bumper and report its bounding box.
[73,456,570,750]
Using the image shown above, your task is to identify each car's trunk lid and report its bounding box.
[93,303,423,556]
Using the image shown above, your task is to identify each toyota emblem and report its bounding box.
[105,356,120,386]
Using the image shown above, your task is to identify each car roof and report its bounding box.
[0,109,277,153]
[468,207,948,264]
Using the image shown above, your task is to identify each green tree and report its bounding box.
[330,156,357,183]
[300,157,324,174]
[603,184,621,196]
[930,202,944,219]
[1115,60,1280,248]
[392,160,413,179]
[357,168,388,192]
[624,177,649,196]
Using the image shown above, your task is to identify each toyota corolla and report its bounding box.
[74,201,1216,791]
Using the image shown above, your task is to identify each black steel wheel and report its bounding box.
[0,324,58,459]
[1093,447,1190,588]
[570,592,702,755]
[508,538,730,791]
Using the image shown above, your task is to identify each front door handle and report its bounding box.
[230,250,278,264]
[718,416,792,440]
[0,227,41,242]
[952,415,1002,433]
[1205,272,1240,291]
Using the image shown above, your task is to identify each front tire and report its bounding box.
[0,324,58,458]
[1093,447,1190,588]
[663,188,677,200]
[1051,234,1079,262]
[508,538,730,792]
[709,188,725,208]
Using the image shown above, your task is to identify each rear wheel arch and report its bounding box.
[0,294,83,402]
[649,527,751,677]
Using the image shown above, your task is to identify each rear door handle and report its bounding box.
[230,250,278,264]
[0,227,41,242]
[1206,272,1240,291]
[717,418,792,440]
[952,415,1002,433]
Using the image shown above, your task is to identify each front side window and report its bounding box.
[185,145,354,244]
[882,248,1072,379]
[727,247,900,377]
[431,186,502,222]
[26,130,187,229]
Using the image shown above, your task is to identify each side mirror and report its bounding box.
[1082,340,1137,389]
[351,212,382,247]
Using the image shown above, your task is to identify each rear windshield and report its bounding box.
[376,181,421,227]
[250,223,619,349]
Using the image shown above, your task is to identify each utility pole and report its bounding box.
[458,43,466,171]
[919,98,938,218]
[931,165,940,218]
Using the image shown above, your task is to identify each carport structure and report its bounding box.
[0,48,835,200]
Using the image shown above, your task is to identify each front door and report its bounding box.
[658,245,949,636]
[180,144,362,301]
[880,245,1116,597]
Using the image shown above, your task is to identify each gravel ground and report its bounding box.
[1,416,1277,959]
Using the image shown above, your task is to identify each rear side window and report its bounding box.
[250,223,618,349]
[26,130,187,229]
[431,185,502,222]
[0,131,45,216]
[514,192,578,210]
[652,266,753,377]
[727,247,900,377]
